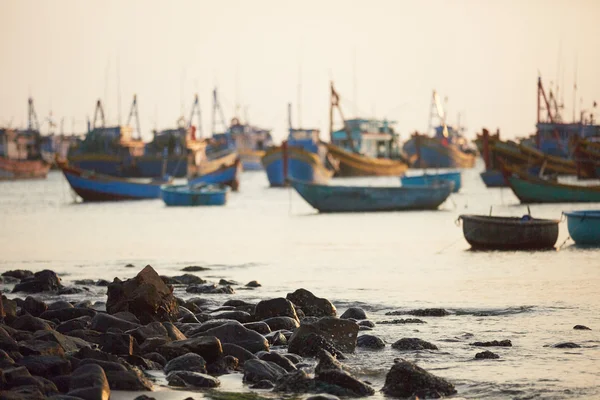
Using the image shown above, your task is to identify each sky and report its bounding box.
[1,0,599,143]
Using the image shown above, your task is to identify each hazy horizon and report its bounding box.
[2,0,599,143]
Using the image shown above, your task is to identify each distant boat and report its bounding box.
[458,214,559,250]
[57,160,169,201]
[503,165,600,203]
[290,179,453,213]
[0,158,50,181]
[187,151,241,191]
[160,184,229,207]
[401,171,462,193]
[262,104,334,187]
[563,210,600,245]
[479,170,507,188]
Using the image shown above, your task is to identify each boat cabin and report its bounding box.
[0,128,42,160]
[331,118,401,159]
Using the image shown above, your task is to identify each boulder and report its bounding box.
[143,352,166,367]
[288,330,345,359]
[2,270,34,280]
[193,321,269,353]
[246,280,261,288]
[22,297,48,317]
[470,340,512,347]
[33,330,88,353]
[243,359,287,383]
[3,375,59,397]
[475,350,500,359]
[186,284,235,294]
[262,316,299,331]
[257,351,297,372]
[315,369,375,397]
[40,308,97,324]
[128,322,168,344]
[73,348,119,363]
[357,335,385,349]
[121,355,163,371]
[162,322,186,341]
[340,307,366,320]
[210,310,252,323]
[573,325,591,330]
[408,308,449,317]
[286,289,336,317]
[254,298,299,321]
[90,313,140,333]
[251,380,275,389]
[181,266,210,272]
[163,274,206,285]
[2,296,17,321]
[156,336,223,363]
[552,342,581,349]
[381,358,456,398]
[18,340,65,357]
[166,371,220,388]
[312,317,359,352]
[222,343,257,363]
[106,265,179,324]
[110,311,140,324]
[47,301,74,311]
[56,317,91,334]
[16,355,72,378]
[358,320,375,328]
[164,353,207,374]
[206,354,239,375]
[265,331,288,346]
[139,337,171,354]
[243,321,271,335]
[12,270,63,294]
[392,338,438,351]
[67,364,110,400]
[0,386,45,400]
[314,349,343,375]
[100,333,134,356]
[306,395,341,400]
[10,315,53,332]
[379,318,425,325]
[104,369,153,391]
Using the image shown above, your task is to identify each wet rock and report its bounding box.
[65,329,103,346]
[340,307,366,320]
[315,369,375,397]
[164,274,206,286]
[311,317,359,353]
[314,349,343,375]
[243,359,287,383]
[139,337,171,354]
[379,318,426,324]
[222,343,257,363]
[11,315,53,332]
[262,316,300,332]
[106,265,179,324]
[75,300,93,309]
[73,347,119,363]
[143,352,166,367]
[50,374,71,393]
[409,308,449,317]
[78,359,127,373]
[39,307,96,323]
[180,314,200,324]
[358,320,375,328]
[357,334,385,349]
[284,353,302,364]
[211,310,252,323]
[181,266,210,272]
[288,330,345,359]
[0,326,19,352]
[193,321,269,353]
[166,371,220,388]
[2,296,17,321]
[0,348,15,368]
[67,364,110,400]
[162,322,186,341]
[131,396,156,400]
[100,333,134,356]
[128,322,168,344]
[257,351,297,372]
[12,270,63,294]
[475,350,500,359]
[2,270,34,280]
[552,342,581,349]
[96,280,110,287]
[22,297,48,317]
[111,311,140,324]
[47,301,74,311]
[206,354,239,374]
[273,369,317,394]
[470,340,512,347]
[243,321,271,335]
[186,283,235,294]
[0,275,20,285]
[18,339,66,357]
[392,338,438,351]
[164,353,207,374]
[34,330,88,353]
[156,336,223,363]
[251,380,275,389]
[286,289,336,317]
[306,395,341,400]
[58,287,86,295]
[4,374,59,396]
[265,331,288,346]
[56,317,91,334]
[16,355,72,377]
[90,313,140,333]
[0,385,46,400]
[246,280,261,288]
[104,369,153,391]
[73,279,95,286]
[381,358,456,398]
[574,325,591,330]
[121,355,162,371]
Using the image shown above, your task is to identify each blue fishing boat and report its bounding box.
[563,210,600,245]
[479,170,507,188]
[160,184,229,206]
[401,171,462,192]
[262,104,334,187]
[290,179,453,213]
[57,160,168,201]
[187,151,241,191]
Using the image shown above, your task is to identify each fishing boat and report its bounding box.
[326,82,408,177]
[57,160,169,201]
[502,165,600,203]
[262,104,334,186]
[160,184,229,206]
[0,158,50,181]
[479,170,506,188]
[187,151,241,191]
[401,171,461,193]
[572,138,600,179]
[458,214,559,250]
[290,179,453,213]
[403,91,476,169]
[563,210,600,245]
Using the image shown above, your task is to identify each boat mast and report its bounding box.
[211,88,227,135]
[27,98,40,133]
[288,103,293,131]
[126,95,141,139]
[92,100,106,130]
[329,82,358,153]
[188,94,203,137]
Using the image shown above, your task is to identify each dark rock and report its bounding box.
[210,310,252,323]
[164,353,207,374]
[33,330,88,353]
[139,337,171,354]
[273,369,317,394]
[156,336,223,363]
[64,330,103,346]
[166,371,220,388]
[22,297,48,317]
[162,322,186,341]
[100,333,134,355]
[219,279,237,285]
[75,301,93,309]
[58,287,86,295]
[243,359,287,383]
[16,355,72,377]
[0,348,16,367]
[314,349,343,375]
[193,321,269,353]
[392,338,438,351]
[475,350,500,359]
[39,307,96,323]
[222,343,257,363]
[284,353,302,364]
[10,315,53,332]
[2,270,34,280]
[128,322,168,344]
[470,340,512,347]
[251,379,275,389]
[162,274,206,286]
[67,364,110,400]
[188,319,230,335]
[125,264,135,268]
[381,358,456,398]
[104,369,153,391]
[408,308,449,317]
[265,331,288,346]
[379,318,426,324]
[143,352,166,366]
[18,340,65,357]
[0,386,45,400]
[90,313,140,333]
[73,280,95,286]
[357,334,385,349]
[0,275,20,284]
[286,289,336,317]
[78,359,127,373]
[56,317,91,334]
[186,283,235,294]
[311,317,358,353]
[121,355,162,371]
[257,351,297,372]
[0,327,19,352]
[340,307,366,320]
[110,311,140,324]
[106,265,179,324]
[132,396,156,400]
[245,280,261,288]
[96,280,110,287]
[181,266,210,272]
[357,320,375,328]
[47,301,73,311]
[4,376,58,397]
[50,375,71,393]
[315,369,375,397]
[262,316,299,331]
[73,348,119,363]
[552,342,581,349]
[243,321,271,334]
[206,354,239,375]
[179,314,200,324]
[574,325,591,330]
[223,299,254,307]
[306,395,341,400]
[288,330,345,359]
[12,270,62,294]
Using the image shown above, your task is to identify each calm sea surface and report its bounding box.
[1,163,599,399]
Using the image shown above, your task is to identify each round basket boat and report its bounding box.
[458,214,560,250]
[563,210,600,245]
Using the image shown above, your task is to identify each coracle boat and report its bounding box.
[401,171,462,193]
[458,214,560,250]
[160,184,229,207]
[290,179,453,213]
[563,210,600,245]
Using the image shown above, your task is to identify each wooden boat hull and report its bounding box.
[459,214,559,250]
[324,143,408,177]
[239,149,265,171]
[161,184,229,206]
[563,210,600,245]
[480,170,507,188]
[290,179,453,213]
[68,154,189,178]
[0,158,50,181]
[188,152,241,191]
[401,171,461,193]
[403,136,476,169]
[57,161,166,201]
[261,146,333,187]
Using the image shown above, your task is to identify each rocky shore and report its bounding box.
[0,265,590,400]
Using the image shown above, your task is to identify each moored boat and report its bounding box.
[187,151,241,191]
[290,179,453,213]
[479,170,507,188]
[160,184,229,206]
[458,214,559,250]
[57,160,169,201]
[0,158,50,181]
[563,210,600,245]
[401,171,461,193]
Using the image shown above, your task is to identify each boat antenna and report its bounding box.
[117,54,122,125]
[126,94,141,139]
[287,102,293,131]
